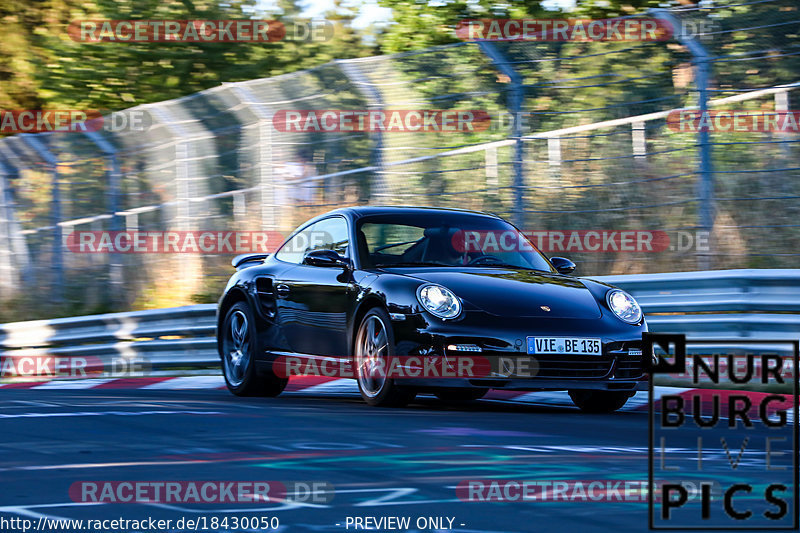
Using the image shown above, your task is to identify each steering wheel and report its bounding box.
[467,254,503,266]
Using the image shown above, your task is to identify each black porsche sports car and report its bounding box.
[216,206,648,412]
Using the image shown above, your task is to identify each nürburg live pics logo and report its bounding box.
[644,333,799,530]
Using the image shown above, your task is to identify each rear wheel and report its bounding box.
[434,388,489,403]
[354,308,416,407]
[221,302,287,397]
[568,390,632,413]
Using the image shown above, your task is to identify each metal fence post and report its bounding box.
[148,107,196,232]
[0,162,17,296]
[485,146,498,193]
[547,136,562,184]
[477,42,525,228]
[652,9,714,270]
[0,142,30,287]
[232,86,278,231]
[84,130,123,302]
[258,122,275,230]
[233,191,246,225]
[632,122,647,161]
[21,134,63,302]
[774,90,792,194]
[695,56,714,270]
[339,59,388,202]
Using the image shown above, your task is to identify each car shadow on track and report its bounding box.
[231,391,646,417]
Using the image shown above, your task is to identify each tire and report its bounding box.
[220,302,288,397]
[568,389,632,413]
[354,307,416,407]
[434,388,489,403]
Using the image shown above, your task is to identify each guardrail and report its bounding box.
[0,304,217,369]
[599,269,800,343]
[0,269,797,380]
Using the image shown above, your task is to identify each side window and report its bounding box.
[274,217,350,265]
[274,225,313,264]
[306,217,350,258]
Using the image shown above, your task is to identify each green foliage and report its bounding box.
[376,0,550,53]
[1,0,373,112]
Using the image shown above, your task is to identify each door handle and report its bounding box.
[275,284,290,297]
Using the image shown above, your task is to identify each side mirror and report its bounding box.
[304,249,350,268]
[550,256,576,275]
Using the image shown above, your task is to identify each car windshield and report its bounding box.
[356,212,555,272]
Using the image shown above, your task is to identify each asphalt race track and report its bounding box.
[0,383,794,532]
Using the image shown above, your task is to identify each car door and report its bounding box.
[272,216,355,357]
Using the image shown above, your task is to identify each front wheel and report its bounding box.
[221,302,287,397]
[568,390,632,413]
[354,308,416,407]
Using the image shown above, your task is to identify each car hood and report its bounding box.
[397,268,603,319]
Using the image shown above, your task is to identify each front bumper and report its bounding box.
[389,311,648,392]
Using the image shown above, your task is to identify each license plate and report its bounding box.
[527,336,602,355]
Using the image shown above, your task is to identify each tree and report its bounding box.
[376,0,549,53]
[0,0,373,113]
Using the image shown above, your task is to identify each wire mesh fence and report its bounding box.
[0,0,798,318]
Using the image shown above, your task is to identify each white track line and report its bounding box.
[34,379,116,390]
[142,375,225,389]
[289,379,360,395]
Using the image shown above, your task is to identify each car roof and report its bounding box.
[325,205,502,219]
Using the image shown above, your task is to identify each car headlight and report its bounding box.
[417,284,462,320]
[606,289,643,324]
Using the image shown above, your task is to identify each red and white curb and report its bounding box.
[2,375,791,416]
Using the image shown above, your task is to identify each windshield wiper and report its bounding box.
[472,263,525,269]
[466,262,548,272]
[376,262,449,268]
